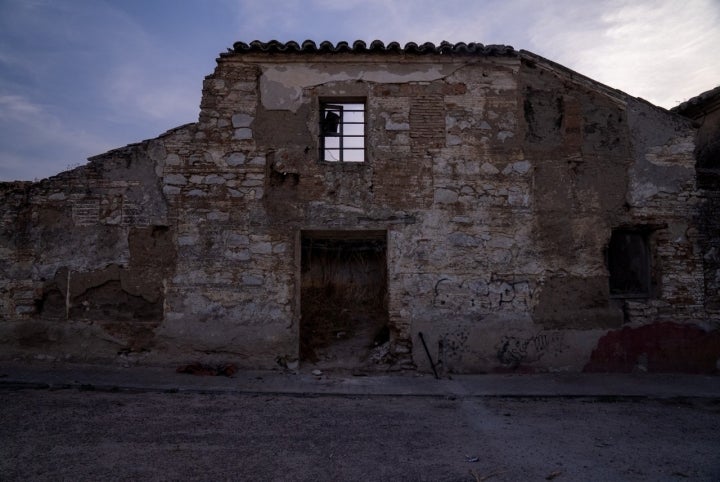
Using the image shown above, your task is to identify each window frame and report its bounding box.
[319,99,366,163]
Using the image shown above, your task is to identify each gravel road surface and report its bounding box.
[1,389,719,481]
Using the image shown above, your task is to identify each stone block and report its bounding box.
[250,242,273,255]
[164,174,187,185]
[227,152,246,166]
[226,233,249,247]
[242,275,263,286]
[249,156,265,166]
[178,234,199,246]
[224,249,251,261]
[232,114,254,128]
[163,185,181,196]
[207,211,229,222]
[448,232,480,247]
[434,188,458,204]
[480,162,500,175]
[204,174,226,185]
[234,128,253,140]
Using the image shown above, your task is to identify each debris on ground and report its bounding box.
[176,363,238,377]
[367,341,391,364]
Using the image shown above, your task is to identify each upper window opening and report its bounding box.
[320,102,365,163]
[608,229,651,298]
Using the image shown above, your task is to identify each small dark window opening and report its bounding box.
[608,230,651,297]
[320,102,365,162]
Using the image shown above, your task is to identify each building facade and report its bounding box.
[1,41,718,373]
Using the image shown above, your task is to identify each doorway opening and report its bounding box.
[300,230,389,371]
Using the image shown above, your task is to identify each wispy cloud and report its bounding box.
[0,0,206,180]
[0,94,43,117]
[231,0,718,108]
[525,0,720,107]
[105,62,200,124]
[1,0,718,180]
[0,93,115,181]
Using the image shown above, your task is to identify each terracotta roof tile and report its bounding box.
[225,40,516,56]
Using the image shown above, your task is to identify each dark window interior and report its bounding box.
[608,230,651,297]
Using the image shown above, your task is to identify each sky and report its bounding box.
[0,0,718,181]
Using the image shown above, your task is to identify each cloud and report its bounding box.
[105,62,200,124]
[230,0,486,47]
[525,0,720,107]
[2,0,718,180]
[0,0,208,180]
[0,95,43,117]
[0,93,115,181]
[230,0,719,108]
[0,152,61,183]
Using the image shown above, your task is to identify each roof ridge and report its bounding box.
[671,85,720,115]
[225,40,516,56]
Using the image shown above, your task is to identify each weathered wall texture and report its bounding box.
[1,44,717,372]
[0,142,172,358]
[673,87,720,313]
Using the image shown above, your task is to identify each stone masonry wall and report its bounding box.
[693,98,720,311]
[0,49,715,372]
[0,139,172,360]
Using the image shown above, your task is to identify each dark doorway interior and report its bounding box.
[300,230,389,371]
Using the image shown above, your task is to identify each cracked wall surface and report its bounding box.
[0,48,717,372]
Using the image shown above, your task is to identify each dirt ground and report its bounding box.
[1,389,719,481]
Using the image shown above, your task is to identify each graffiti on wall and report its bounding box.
[496,331,565,367]
[432,277,533,312]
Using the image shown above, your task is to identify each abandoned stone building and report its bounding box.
[1,40,718,373]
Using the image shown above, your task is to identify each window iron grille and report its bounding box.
[320,102,365,162]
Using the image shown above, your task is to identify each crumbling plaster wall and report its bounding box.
[0,49,714,372]
[688,95,720,312]
[185,51,709,372]
[623,99,705,323]
[209,53,541,369]
[0,140,173,360]
[407,54,704,372]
